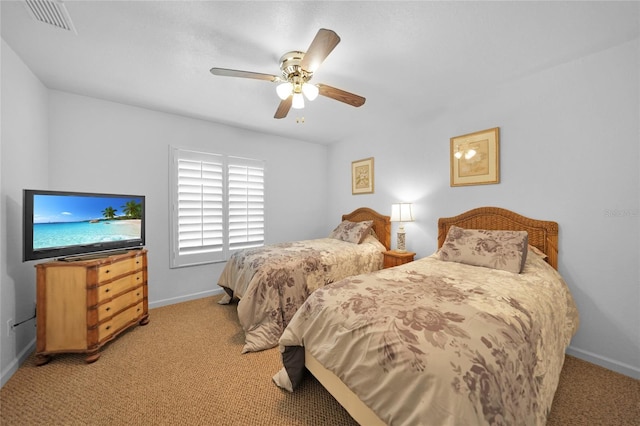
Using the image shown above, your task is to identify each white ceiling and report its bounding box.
[2,1,638,145]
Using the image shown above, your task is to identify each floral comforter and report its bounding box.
[218,236,385,353]
[273,251,579,425]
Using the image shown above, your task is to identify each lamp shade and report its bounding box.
[292,93,305,109]
[276,82,293,100]
[302,83,319,101]
[391,203,414,223]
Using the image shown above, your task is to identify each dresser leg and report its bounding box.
[139,314,150,326]
[85,351,101,364]
[35,354,51,366]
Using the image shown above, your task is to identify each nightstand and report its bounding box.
[383,250,416,268]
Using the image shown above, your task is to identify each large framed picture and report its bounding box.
[450,127,500,186]
[351,157,374,194]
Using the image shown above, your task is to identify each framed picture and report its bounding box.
[352,157,374,194]
[450,127,500,186]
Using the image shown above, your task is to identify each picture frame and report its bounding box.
[351,157,374,194]
[450,127,500,186]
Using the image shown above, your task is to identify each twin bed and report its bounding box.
[217,207,391,353]
[217,206,579,425]
[271,207,579,425]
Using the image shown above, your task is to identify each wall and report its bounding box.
[327,39,639,378]
[1,40,50,384]
[1,42,329,386]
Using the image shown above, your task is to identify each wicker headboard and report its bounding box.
[342,207,392,251]
[437,207,559,270]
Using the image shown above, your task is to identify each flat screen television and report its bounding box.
[23,189,146,262]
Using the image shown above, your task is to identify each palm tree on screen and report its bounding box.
[102,206,117,219]
[122,200,142,219]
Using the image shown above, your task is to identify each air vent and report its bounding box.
[23,0,77,34]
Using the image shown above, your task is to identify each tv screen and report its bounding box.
[23,189,146,262]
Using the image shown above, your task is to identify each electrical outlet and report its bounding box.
[7,319,15,335]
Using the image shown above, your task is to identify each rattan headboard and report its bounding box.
[342,207,392,251]
[437,207,559,270]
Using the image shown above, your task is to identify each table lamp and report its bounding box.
[390,203,414,252]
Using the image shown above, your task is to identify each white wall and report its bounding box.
[1,40,50,384]
[1,41,329,385]
[328,39,639,379]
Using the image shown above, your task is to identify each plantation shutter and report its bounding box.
[170,148,265,268]
[228,157,265,252]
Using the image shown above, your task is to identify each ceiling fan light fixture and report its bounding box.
[276,82,293,100]
[302,83,319,101]
[292,93,305,109]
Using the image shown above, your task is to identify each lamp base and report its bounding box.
[396,229,406,252]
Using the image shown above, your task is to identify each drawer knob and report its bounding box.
[106,325,111,330]
[105,269,110,274]
[106,307,111,312]
[105,288,110,293]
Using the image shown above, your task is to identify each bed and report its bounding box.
[273,207,580,426]
[218,207,391,353]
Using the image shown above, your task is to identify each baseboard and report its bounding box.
[148,288,224,309]
[566,345,640,379]
[1,338,35,388]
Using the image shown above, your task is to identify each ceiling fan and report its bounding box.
[210,28,366,119]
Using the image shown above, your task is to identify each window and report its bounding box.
[170,147,265,268]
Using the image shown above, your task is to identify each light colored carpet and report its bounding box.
[1,296,638,425]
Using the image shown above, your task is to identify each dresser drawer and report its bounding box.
[97,271,144,302]
[98,302,144,341]
[97,256,144,282]
[97,287,144,321]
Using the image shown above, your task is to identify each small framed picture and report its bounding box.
[352,157,374,194]
[450,127,500,186]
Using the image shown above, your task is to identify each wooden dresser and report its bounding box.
[35,249,149,365]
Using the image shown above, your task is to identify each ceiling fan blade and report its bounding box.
[274,96,293,119]
[210,67,280,82]
[318,84,366,107]
[300,28,341,73]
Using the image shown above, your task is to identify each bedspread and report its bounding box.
[274,252,579,425]
[218,237,385,353]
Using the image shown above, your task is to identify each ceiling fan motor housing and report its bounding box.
[280,51,313,91]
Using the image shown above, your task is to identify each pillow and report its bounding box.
[439,226,528,273]
[367,227,379,239]
[329,220,374,244]
[528,244,547,259]
[361,233,387,252]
